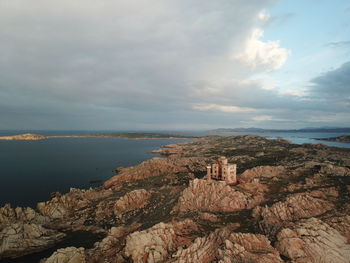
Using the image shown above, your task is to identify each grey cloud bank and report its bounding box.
[0,0,349,130]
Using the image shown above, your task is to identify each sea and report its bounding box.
[0,130,349,208]
[0,130,192,208]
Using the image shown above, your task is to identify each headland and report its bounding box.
[1,135,350,262]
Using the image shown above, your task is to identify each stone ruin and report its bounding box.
[206,156,237,184]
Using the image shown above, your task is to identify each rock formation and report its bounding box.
[87,223,140,262]
[176,178,264,212]
[104,157,206,189]
[37,188,113,219]
[324,215,350,243]
[0,203,47,225]
[217,232,283,263]
[252,191,335,236]
[0,223,65,259]
[0,133,47,140]
[276,218,350,263]
[124,219,198,263]
[114,189,152,216]
[172,229,283,263]
[41,247,86,263]
[239,165,287,183]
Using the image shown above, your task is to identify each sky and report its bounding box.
[0,0,349,130]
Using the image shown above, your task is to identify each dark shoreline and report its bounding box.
[314,134,350,143]
[1,231,104,263]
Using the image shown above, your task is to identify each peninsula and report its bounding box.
[314,135,350,143]
[1,135,350,262]
[209,127,350,133]
[0,132,196,141]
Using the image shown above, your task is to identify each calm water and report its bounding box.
[0,135,190,208]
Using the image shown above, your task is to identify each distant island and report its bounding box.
[314,135,350,143]
[0,133,47,140]
[0,132,197,141]
[209,127,350,133]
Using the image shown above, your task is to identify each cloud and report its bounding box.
[0,0,292,129]
[233,28,290,71]
[192,104,257,113]
[252,115,291,122]
[326,41,350,48]
[2,0,346,130]
[310,61,350,99]
[267,12,295,27]
[252,115,273,121]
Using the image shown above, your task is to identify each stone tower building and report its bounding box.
[206,156,237,184]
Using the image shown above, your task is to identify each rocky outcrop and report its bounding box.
[104,157,206,188]
[151,143,184,155]
[252,192,335,235]
[176,179,263,212]
[283,172,328,192]
[0,223,65,259]
[324,215,350,243]
[124,219,198,262]
[239,166,287,183]
[0,204,63,259]
[0,204,48,225]
[114,189,152,216]
[172,229,283,263]
[0,133,47,140]
[41,247,86,263]
[217,233,283,263]
[276,218,350,263]
[88,223,140,262]
[315,135,350,143]
[199,212,219,222]
[172,228,230,263]
[37,188,113,219]
[320,164,350,177]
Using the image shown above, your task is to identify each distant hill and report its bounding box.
[209,127,350,133]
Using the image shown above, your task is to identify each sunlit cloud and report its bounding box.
[192,104,257,113]
[232,28,290,72]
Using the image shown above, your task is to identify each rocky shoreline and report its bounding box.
[0,133,48,140]
[314,135,350,143]
[1,135,350,262]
